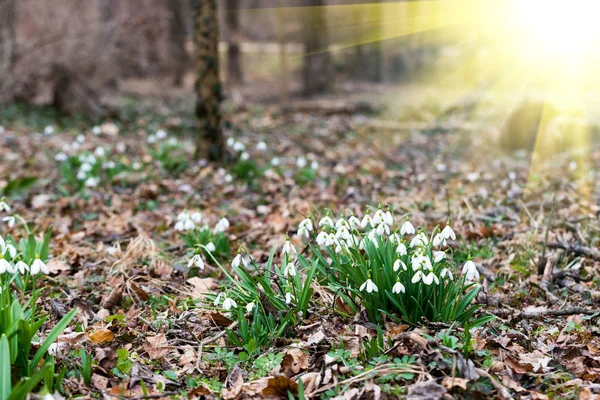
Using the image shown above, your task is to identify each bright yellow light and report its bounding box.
[513,0,600,58]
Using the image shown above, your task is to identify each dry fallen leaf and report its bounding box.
[87,329,115,344]
[142,333,170,360]
[281,348,309,375]
[188,277,216,299]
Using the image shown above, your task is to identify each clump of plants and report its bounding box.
[147,130,190,176]
[175,210,231,263]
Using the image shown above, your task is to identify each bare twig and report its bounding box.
[546,242,600,261]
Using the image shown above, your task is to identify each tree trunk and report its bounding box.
[225,0,242,84]
[276,0,288,103]
[168,0,189,87]
[0,0,16,103]
[302,0,331,97]
[193,0,223,161]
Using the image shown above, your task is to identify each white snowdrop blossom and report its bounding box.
[433,251,446,263]
[256,141,267,151]
[396,243,407,255]
[360,213,372,229]
[191,212,202,224]
[359,278,378,293]
[15,260,29,275]
[55,152,68,162]
[132,162,141,170]
[3,216,15,228]
[231,253,248,268]
[222,297,237,310]
[348,215,361,230]
[175,211,196,231]
[227,137,235,147]
[281,239,297,257]
[283,262,296,277]
[156,129,167,140]
[375,222,390,236]
[271,157,280,166]
[44,125,54,135]
[147,135,157,144]
[232,141,245,152]
[240,152,250,161]
[298,218,313,238]
[285,292,294,304]
[384,210,393,226]
[92,126,101,135]
[224,174,233,183]
[80,162,93,172]
[205,242,216,253]
[440,268,453,280]
[246,302,255,312]
[319,215,334,227]
[30,257,49,275]
[296,156,307,168]
[76,170,87,180]
[94,147,106,157]
[188,254,205,270]
[372,209,385,225]
[0,201,10,212]
[392,281,406,294]
[214,218,230,233]
[76,134,85,143]
[393,258,407,272]
[401,220,416,235]
[410,232,429,248]
[0,258,11,274]
[433,233,447,248]
[423,272,440,285]
[412,270,424,283]
[336,225,352,241]
[310,160,319,170]
[441,225,456,240]
[85,177,100,187]
[462,260,480,282]
[213,292,222,306]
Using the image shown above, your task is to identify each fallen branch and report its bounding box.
[546,242,600,261]
[518,306,600,320]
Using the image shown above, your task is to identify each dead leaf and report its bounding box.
[281,348,309,375]
[442,376,469,390]
[46,259,70,274]
[222,364,244,400]
[188,277,216,299]
[143,334,170,360]
[87,329,115,344]
[408,380,447,400]
[261,376,298,397]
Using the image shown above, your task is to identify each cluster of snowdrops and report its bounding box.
[187,205,491,328]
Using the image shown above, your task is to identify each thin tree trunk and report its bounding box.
[168,0,189,87]
[225,0,242,84]
[0,0,16,103]
[302,0,331,97]
[193,0,223,161]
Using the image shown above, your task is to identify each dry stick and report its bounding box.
[546,242,600,261]
[539,256,559,304]
[200,321,239,346]
[518,306,600,320]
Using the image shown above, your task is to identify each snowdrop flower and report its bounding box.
[246,302,255,312]
[55,152,68,162]
[231,252,248,268]
[423,272,440,285]
[348,215,361,230]
[256,141,267,151]
[271,157,280,166]
[205,242,216,253]
[94,147,106,157]
[227,137,235,147]
[310,161,319,170]
[372,209,385,225]
[0,237,16,259]
[433,251,446,263]
[156,129,167,140]
[410,232,428,248]
[375,222,389,236]
[440,268,453,280]
[0,200,10,212]
[44,125,54,135]
[240,152,250,161]
[71,141,80,150]
[188,254,205,270]
[214,217,230,233]
[285,292,294,304]
[30,256,49,275]
[298,218,313,238]
[336,225,351,241]
[3,216,15,228]
[85,177,99,187]
[319,215,334,227]
[233,141,245,152]
[222,297,237,310]
[76,134,85,143]
[411,253,431,271]
[359,278,378,293]
[389,232,401,244]
[213,292,223,306]
[296,156,307,168]
[393,258,407,272]
[283,262,296,277]
[432,233,447,248]
[15,260,29,275]
[384,209,393,225]
[392,281,405,294]
[80,163,93,172]
[92,126,101,135]
[401,219,416,235]
[281,238,297,257]
[191,212,202,224]
[132,162,141,170]
[441,225,456,240]
[316,230,328,246]
[412,270,424,283]
[462,260,480,282]
[76,170,87,180]
[224,174,233,183]
[167,138,178,146]
[393,245,407,259]
[360,212,372,229]
[0,257,11,274]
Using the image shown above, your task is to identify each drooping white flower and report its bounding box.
[3,216,15,228]
[191,212,202,224]
[240,152,250,161]
[92,126,102,135]
[231,253,247,268]
[55,152,68,162]
[85,177,99,187]
[389,232,401,244]
[188,254,205,270]
[246,302,255,312]
[393,258,407,272]
[441,225,456,240]
[348,215,361,230]
[132,162,141,170]
[0,258,11,273]
[296,156,307,168]
[336,225,351,241]
[432,233,447,248]
[392,281,405,294]
[0,200,10,212]
[433,251,446,263]
[283,262,296,277]
[44,125,54,135]
[285,292,294,304]
[30,257,49,275]
[316,230,328,246]
[383,210,393,225]
[76,134,85,143]
[319,216,334,227]
[401,220,416,235]
[205,242,216,253]
[410,232,429,248]
[412,270,424,283]
[372,209,385,225]
[256,141,267,151]
[396,243,407,255]
[423,272,440,285]
[310,161,319,170]
[326,232,337,247]
[103,161,116,169]
[15,260,29,274]
[222,297,238,310]
[76,170,87,180]
[359,278,378,293]
[227,137,235,147]
[233,141,245,152]
[462,260,480,282]
[81,162,93,172]
[281,239,297,257]
[411,253,431,271]
[156,129,167,140]
[297,218,313,238]
[213,292,222,306]
[214,218,230,233]
[375,222,389,236]
[94,147,106,157]
[440,268,453,280]
[360,213,373,229]
[271,157,280,166]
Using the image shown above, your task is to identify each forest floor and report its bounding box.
[1,93,600,400]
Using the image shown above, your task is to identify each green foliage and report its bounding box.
[182,227,230,262]
[148,138,189,176]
